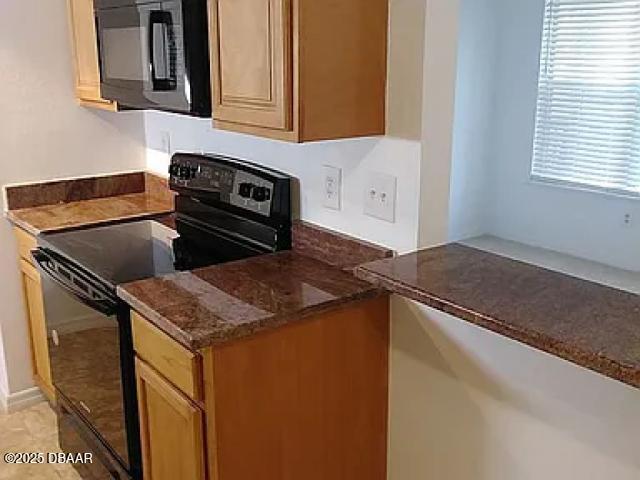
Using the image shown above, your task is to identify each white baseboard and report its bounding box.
[0,386,44,414]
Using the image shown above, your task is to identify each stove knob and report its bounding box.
[238,182,254,198]
[251,186,271,202]
[179,166,191,180]
[169,164,180,177]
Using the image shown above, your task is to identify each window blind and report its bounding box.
[532,0,640,196]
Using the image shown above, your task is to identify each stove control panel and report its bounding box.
[169,153,284,218]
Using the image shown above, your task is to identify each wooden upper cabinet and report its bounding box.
[67,0,116,111]
[209,0,388,142]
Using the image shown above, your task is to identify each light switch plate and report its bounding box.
[364,171,397,223]
[323,165,342,210]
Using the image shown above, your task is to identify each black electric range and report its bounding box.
[33,153,293,480]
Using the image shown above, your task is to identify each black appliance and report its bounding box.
[34,153,293,479]
[95,0,211,116]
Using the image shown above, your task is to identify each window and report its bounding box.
[532,0,640,196]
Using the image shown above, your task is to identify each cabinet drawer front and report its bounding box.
[14,227,37,264]
[131,312,202,401]
[211,0,293,130]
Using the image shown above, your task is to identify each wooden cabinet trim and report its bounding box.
[18,258,55,403]
[131,311,203,402]
[14,227,37,265]
[67,0,117,109]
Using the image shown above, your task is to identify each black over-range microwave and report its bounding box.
[95,0,211,116]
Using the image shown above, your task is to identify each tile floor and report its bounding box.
[0,401,81,480]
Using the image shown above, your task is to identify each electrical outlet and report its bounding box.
[364,172,397,223]
[323,165,342,210]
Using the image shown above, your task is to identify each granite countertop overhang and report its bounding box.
[355,243,640,389]
[118,221,394,351]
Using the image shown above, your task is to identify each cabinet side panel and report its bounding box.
[207,295,390,480]
[298,0,388,141]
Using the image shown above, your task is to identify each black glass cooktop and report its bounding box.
[38,220,181,290]
[38,217,269,292]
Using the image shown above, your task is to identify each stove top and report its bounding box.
[38,220,181,290]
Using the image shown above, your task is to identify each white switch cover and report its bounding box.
[364,172,397,223]
[323,165,342,210]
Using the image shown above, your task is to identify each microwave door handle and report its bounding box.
[149,10,176,91]
[32,250,117,316]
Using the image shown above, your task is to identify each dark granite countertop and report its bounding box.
[355,243,640,389]
[118,251,384,351]
[4,172,174,235]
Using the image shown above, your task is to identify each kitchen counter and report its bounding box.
[118,221,393,351]
[118,251,384,350]
[355,243,640,389]
[4,172,174,235]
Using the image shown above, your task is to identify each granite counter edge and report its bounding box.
[355,265,640,390]
[5,206,174,236]
[118,284,386,352]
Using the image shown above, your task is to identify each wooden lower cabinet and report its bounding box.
[135,357,206,480]
[15,228,55,403]
[132,295,389,480]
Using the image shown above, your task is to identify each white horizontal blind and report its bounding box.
[532,0,640,196]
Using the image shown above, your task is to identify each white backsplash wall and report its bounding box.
[144,112,421,253]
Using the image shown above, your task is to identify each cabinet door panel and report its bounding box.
[211,0,292,130]
[20,259,55,402]
[135,358,205,480]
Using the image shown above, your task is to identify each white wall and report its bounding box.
[468,0,640,271]
[396,1,640,479]
[418,0,460,247]
[389,297,640,480]
[0,0,146,399]
[447,0,497,242]
[145,115,420,253]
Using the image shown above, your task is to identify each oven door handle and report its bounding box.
[149,10,177,91]
[32,250,118,317]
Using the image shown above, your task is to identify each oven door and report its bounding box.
[95,0,190,113]
[33,249,132,472]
